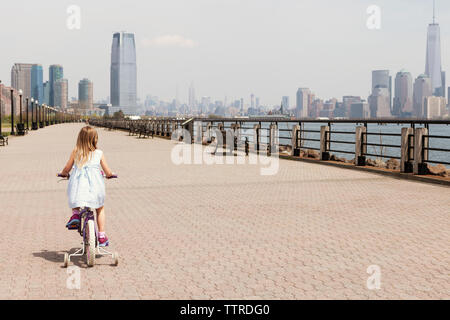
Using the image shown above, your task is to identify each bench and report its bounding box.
[138,124,155,139]
[0,135,8,146]
[16,123,27,136]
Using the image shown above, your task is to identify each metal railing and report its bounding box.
[89,117,450,175]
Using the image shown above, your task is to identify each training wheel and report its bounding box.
[63,253,69,268]
[113,252,119,266]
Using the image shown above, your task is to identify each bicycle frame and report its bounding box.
[67,207,115,262]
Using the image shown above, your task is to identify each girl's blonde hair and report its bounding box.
[74,126,98,167]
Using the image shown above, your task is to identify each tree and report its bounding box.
[113,110,124,120]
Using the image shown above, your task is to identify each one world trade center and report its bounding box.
[425,1,445,97]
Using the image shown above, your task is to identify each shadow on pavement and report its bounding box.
[33,249,111,268]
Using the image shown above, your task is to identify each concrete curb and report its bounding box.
[280,154,450,187]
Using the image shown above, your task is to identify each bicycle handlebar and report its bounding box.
[57,173,118,179]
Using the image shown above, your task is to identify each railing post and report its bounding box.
[188,121,194,144]
[195,121,203,144]
[355,126,367,166]
[231,123,240,151]
[413,128,429,175]
[291,125,301,156]
[320,125,330,160]
[206,122,213,143]
[401,127,414,173]
[268,123,278,156]
[253,124,260,153]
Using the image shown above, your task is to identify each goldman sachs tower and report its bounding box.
[110,32,137,115]
[425,1,445,97]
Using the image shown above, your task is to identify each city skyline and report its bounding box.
[1,0,450,105]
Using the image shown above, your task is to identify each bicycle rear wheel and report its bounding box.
[86,220,96,267]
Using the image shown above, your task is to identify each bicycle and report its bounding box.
[58,173,119,268]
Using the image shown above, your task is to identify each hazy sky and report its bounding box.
[1,0,449,106]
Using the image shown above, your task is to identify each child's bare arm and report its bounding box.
[61,149,76,176]
[100,154,114,178]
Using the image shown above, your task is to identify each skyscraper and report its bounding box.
[188,82,196,112]
[43,81,50,105]
[54,78,68,109]
[78,78,94,110]
[31,64,44,102]
[49,65,64,107]
[110,32,137,115]
[296,88,310,118]
[393,70,413,117]
[372,70,392,109]
[11,63,33,99]
[282,96,289,112]
[342,96,362,117]
[424,96,447,119]
[413,74,432,118]
[369,87,391,118]
[425,1,444,96]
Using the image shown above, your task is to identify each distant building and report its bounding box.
[0,83,21,116]
[424,96,447,119]
[343,96,361,117]
[11,63,33,99]
[350,102,369,119]
[49,65,64,107]
[372,70,392,109]
[188,82,196,112]
[54,78,68,109]
[78,78,94,110]
[281,96,289,112]
[110,32,137,115]
[319,99,336,118]
[369,87,391,118]
[43,81,50,105]
[448,87,450,107]
[296,88,310,118]
[413,74,432,118]
[393,70,413,117]
[425,7,445,97]
[31,64,44,103]
[310,99,323,118]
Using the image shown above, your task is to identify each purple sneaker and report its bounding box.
[99,235,109,247]
[66,214,80,230]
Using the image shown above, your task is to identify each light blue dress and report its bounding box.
[68,149,105,209]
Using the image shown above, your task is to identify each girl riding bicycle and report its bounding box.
[59,126,115,247]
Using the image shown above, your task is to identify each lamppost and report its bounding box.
[26,97,29,131]
[41,105,45,128]
[31,98,38,130]
[10,89,15,135]
[18,90,23,124]
[39,102,44,128]
[17,89,24,135]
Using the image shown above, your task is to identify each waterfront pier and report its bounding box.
[0,122,448,299]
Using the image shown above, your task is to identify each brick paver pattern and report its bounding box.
[0,123,448,300]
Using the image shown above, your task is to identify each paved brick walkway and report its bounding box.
[0,123,448,300]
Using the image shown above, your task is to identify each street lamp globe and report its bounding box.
[18,89,23,95]
[31,98,34,103]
